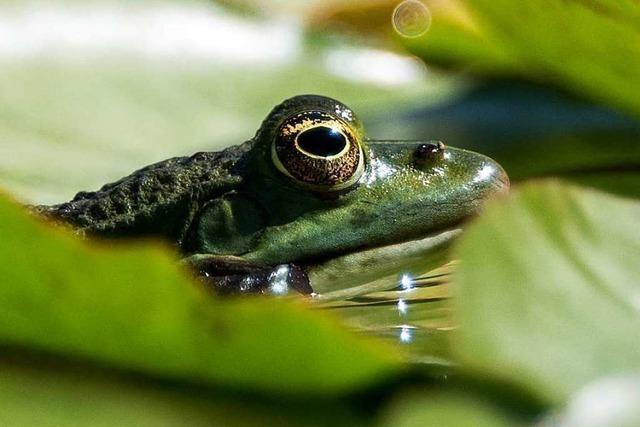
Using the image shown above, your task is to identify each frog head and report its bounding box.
[237,95,508,276]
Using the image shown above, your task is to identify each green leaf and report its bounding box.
[454,181,640,403]
[412,0,640,118]
[378,391,520,427]
[542,376,640,427]
[0,353,365,427]
[0,192,399,394]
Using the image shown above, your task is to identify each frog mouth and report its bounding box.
[304,169,510,299]
[306,225,463,299]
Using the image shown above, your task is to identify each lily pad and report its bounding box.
[452,0,640,118]
[0,352,365,427]
[542,375,640,427]
[0,192,400,394]
[378,390,520,427]
[366,0,640,119]
[454,181,640,403]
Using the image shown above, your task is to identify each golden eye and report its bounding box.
[271,111,364,191]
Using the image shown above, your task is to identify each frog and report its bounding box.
[33,95,509,297]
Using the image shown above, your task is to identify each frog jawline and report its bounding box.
[306,226,462,299]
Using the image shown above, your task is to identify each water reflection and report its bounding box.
[400,273,413,291]
[398,274,415,344]
[315,264,454,358]
[399,325,414,343]
[268,265,290,295]
[397,298,408,315]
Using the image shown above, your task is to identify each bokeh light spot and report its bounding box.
[392,0,432,38]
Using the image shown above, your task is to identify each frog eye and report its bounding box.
[271,111,365,191]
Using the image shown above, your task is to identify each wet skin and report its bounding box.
[35,95,509,296]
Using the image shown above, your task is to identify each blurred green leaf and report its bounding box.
[305,0,525,72]
[410,0,640,117]
[541,376,640,427]
[378,391,520,427]
[0,192,400,394]
[454,181,640,403]
[0,353,365,427]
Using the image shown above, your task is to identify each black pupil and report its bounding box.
[297,126,347,157]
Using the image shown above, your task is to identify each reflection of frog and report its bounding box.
[34,95,509,296]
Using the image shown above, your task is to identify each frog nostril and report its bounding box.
[413,141,445,166]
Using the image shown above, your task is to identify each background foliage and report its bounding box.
[1,0,639,425]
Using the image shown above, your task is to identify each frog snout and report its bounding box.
[410,141,510,196]
[494,165,510,194]
[474,157,510,198]
[440,144,510,200]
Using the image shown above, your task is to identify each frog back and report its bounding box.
[33,141,252,243]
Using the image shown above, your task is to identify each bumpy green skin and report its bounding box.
[35,95,508,294]
[33,144,248,242]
